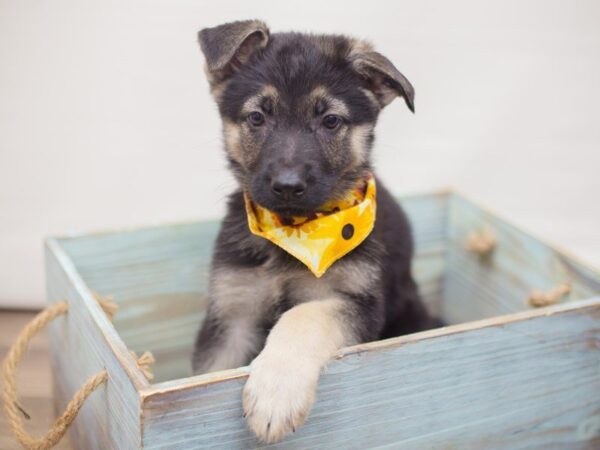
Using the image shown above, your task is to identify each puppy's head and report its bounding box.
[198,20,414,216]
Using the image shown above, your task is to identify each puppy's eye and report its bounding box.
[322,114,341,130]
[247,111,265,126]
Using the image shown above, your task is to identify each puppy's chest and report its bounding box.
[210,261,340,319]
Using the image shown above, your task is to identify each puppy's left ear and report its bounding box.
[351,50,415,112]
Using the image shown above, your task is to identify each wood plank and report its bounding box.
[443,192,600,324]
[115,293,208,382]
[56,222,220,384]
[32,189,600,448]
[51,192,449,384]
[401,191,449,319]
[140,299,600,449]
[57,221,220,302]
[45,239,145,450]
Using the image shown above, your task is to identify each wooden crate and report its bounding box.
[45,190,600,449]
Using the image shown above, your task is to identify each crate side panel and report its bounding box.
[443,193,600,324]
[58,222,219,300]
[46,243,142,450]
[141,302,600,450]
[401,192,448,319]
[58,222,219,383]
[56,193,447,383]
[113,293,208,382]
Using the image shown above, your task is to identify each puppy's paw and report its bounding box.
[242,351,319,443]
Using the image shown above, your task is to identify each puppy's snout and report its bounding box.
[270,169,306,200]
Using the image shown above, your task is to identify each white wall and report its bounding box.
[1,0,599,308]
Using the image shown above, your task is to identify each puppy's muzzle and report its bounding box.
[270,168,306,200]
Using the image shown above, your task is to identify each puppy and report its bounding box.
[192,20,439,443]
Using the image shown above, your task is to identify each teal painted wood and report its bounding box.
[401,191,448,319]
[43,190,600,449]
[57,221,220,300]
[45,239,147,450]
[444,192,600,324]
[141,299,600,450]
[55,192,449,382]
[57,221,219,382]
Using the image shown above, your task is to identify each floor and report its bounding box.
[0,310,71,450]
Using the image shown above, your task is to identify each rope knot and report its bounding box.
[131,351,155,382]
[466,229,497,256]
[527,283,571,307]
[92,292,119,320]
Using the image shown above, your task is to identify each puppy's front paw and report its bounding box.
[242,351,319,443]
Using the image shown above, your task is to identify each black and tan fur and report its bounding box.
[192,20,439,443]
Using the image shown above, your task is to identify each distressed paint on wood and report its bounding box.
[443,192,600,324]
[54,192,449,382]
[43,190,600,449]
[140,299,600,449]
[56,221,220,382]
[45,239,147,450]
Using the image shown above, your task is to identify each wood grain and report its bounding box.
[444,192,600,324]
[37,189,600,449]
[51,193,448,383]
[45,239,146,450]
[140,299,600,449]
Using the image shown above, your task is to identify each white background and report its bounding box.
[1,0,599,308]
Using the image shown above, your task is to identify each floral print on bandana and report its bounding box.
[244,174,377,277]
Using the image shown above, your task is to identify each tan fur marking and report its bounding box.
[360,87,381,110]
[260,84,279,102]
[243,298,352,443]
[201,319,262,372]
[308,86,350,118]
[241,97,262,115]
[204,63,230,101]
[199,256,377,376]
[203,63,217,85]
[309,85,328,99]
[348,38,374,58]
[349,124,373,167]
[285,260,378,303]
[211,265,283,319]
[222,120,243,164]
[241,84,280,115]
[210,80,229,101]
[326,257,379,293]
[327,97,350,117]
[194,265,284,373]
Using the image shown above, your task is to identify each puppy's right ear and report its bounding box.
[198,20,269,84]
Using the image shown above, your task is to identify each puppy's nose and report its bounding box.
[271,170,306,200]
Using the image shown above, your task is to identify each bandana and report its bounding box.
[244,174,376,277]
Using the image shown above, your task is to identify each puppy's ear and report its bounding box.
[350,48,415,112]
[198,19,269,83]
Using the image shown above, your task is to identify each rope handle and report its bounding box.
[2,294,154,450]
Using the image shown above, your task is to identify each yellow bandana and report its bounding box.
[244,174,376,277]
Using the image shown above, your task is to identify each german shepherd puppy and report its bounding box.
[192,20,438,443]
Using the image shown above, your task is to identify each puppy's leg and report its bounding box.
[193,265,277,374]
[193,265,273,374]
[242,298,353,443]
[192,309,263,374]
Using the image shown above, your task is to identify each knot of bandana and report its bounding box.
[244,174,377,277]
